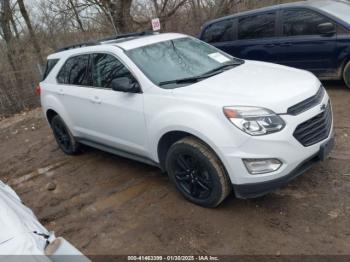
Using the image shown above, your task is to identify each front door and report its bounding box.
[83,53,148,157]
[231,11,281,63]
[276,8,336,77]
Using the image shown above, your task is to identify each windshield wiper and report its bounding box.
[158,75,209,86]
[158,60,244,87]
[201,61,244,76]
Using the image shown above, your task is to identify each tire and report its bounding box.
[165,137,231,207]
[344,61,350,89]
[51,115,80,155]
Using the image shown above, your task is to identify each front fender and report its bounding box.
[147,105,249,163]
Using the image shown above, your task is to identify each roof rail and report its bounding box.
[99,31,155,42]
[55,31,155,53]
[55,41,99,53]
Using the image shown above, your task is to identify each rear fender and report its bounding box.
[42,94,75,136]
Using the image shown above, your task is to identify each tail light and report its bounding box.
[35,84,41,96]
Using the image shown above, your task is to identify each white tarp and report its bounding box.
[0,180,49,256]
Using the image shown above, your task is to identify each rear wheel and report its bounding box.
[51,115,80,155]
[165,137,231,207]
[344,61,350,89]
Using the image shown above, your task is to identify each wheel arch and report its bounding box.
[156,129,231,184]
[341,56,350,88]
[157,130,192,171]
[46,109,58,125]
[42,94,75,134]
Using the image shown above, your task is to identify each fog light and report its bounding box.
[243,159,282,174]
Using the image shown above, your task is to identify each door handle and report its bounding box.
[90,96,102,104]
[264,44,276,48]
[58,89,64,96]
[279,42,292,47]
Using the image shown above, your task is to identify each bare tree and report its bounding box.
[9,3,20,39]
[131,0,189,31]
[102,0,133,33]
[68,0,86,32]
[153,0,188,23]
[0,0,19,105]
[0,0,19,76]
[17,0,44,66]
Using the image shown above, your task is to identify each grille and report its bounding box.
[287,86,325,115]
[293,102,332,147]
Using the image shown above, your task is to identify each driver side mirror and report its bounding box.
[111,77,140,93]
[318,22,336,36]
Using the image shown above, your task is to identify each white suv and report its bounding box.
[40,32,334,207]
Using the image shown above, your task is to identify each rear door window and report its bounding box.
[202,19,234,43]
[282,9,331,36]
[57,54,90,85]
[238,12,276,40]
[91,53,135,89]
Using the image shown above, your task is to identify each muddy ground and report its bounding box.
[0,81,350,255]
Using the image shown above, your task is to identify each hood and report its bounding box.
[172,60,321,114]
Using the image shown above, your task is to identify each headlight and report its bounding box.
[223,106,285,136]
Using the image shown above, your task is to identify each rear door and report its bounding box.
[56,54,93,137]
[277,8,337,76]
[57,52,148,156]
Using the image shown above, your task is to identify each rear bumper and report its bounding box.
[233,136,335,199]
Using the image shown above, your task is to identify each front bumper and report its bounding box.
[218,93,334,198]
[233,135,335,199]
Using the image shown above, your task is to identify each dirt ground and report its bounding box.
[0,81,350,256]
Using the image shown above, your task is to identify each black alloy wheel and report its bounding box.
[173,153,213,199]
[166,137,231,207]
[51,115,80,155]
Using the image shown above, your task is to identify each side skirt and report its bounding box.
[77,138,160,168]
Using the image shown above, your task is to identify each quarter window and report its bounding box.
[42,59,59,81]
[91,53,135,89]
[283,9,331,36]
[57,55,90,85]
[238,12,276,40]
[202,19,234,43]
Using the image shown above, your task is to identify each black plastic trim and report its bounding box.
[293,102,332,146]
[76,138,160,168]
[287,86,325,116]
[233,135,334,199]
[233,154,320,199]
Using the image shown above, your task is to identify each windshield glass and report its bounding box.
[318,1,350,24]
[126,37,243,88]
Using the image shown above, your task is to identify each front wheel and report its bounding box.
[165,137,231,207]
[344,61,350,89]
[51,115,80,155]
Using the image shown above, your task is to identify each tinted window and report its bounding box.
[202,19,234,43]
[57,55,90,85]
[283,9,331,36]
[42,59,59,80]
[92,53,135,89]
[238,12,276,40]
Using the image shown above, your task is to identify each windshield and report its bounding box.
[126,37,243,88]
[317,1,350,24]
